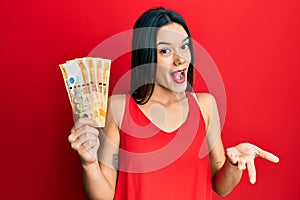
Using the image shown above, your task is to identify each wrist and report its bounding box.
[225,158,242,173]
[226,158,238,167]
[81,160,99,169]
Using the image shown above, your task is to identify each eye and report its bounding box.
[181,44,189,50]
[159,48,171,55]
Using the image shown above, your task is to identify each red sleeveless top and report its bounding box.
[114,92,213,200]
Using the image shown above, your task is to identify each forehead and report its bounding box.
[157,23,188,43]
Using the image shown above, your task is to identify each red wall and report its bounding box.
[1,0,299,199]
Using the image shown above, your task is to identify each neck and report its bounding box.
[149,83,187,105]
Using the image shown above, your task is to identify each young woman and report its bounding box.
[68,7,279,200]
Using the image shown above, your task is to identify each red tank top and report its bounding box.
[114,92,213,200]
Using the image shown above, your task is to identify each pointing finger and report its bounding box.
[257,148,279,163]
[246,155,256,184]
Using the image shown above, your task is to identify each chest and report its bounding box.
[138,99,189,133]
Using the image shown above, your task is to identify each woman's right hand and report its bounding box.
[68,118,100,166]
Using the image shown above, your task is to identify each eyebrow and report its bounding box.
[157,36,189,46]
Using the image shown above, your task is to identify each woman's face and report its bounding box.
[156,23,191,93]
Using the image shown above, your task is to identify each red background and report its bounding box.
[1,0,299,199]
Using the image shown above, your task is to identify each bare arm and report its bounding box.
[196,93,237,195]
[197,93,279,196]
[69,95,125,200]
[196,93,242,195]
[210,141,243,196]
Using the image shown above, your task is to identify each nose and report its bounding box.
[173,52,186,66]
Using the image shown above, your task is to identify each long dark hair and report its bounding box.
[130,7,195,104]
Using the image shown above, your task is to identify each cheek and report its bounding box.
[156,65,169,78]
[182,51,192,63]
[155,65,171,84]
[157,54,172,66]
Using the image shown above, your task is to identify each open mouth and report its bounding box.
[170,68,186,84]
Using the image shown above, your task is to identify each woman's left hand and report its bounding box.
[226,143,279,184]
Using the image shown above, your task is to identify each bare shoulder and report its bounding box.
[107,94,126,128]
[195,92,214,101]
[194,93,217,127]
[195,92,216,110]
[101,94,126,145]
[109,94,126,103]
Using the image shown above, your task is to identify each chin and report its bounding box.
[170,83,187,94]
